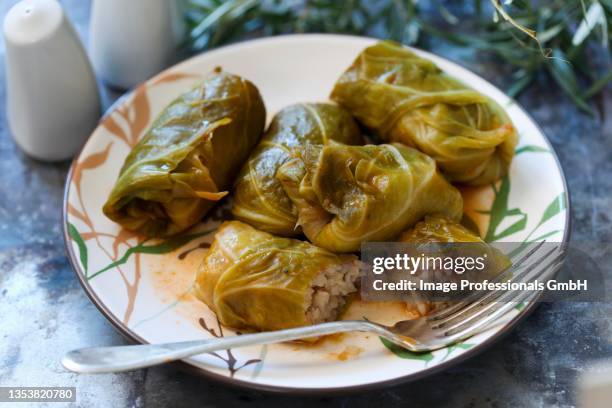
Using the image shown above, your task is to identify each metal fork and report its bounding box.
[62,242,565,374]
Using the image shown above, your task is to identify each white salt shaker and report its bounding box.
[3,0,101,161]
[89,0,185,89]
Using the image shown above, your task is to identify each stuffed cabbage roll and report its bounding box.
[331,41,518,186]
[400,215,511,273]
[400,215,485,243]
[231,103,363,236]
[194,221,359,332]
[399,216,511,314]
[276,143,463,253]
[103,71,266,237]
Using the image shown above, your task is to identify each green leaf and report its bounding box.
[572,2,606,47]
[453,342,474,351]
[441,342,475,361]
[483,178,510,242]
[380,338,433,362]
[515,145,549,155]
[492,214,528,241]
[583,69,612,99]
[537,194,566,227]
[547,48,594,114]
[88,229,216,280]
[506,72,535,98]
[68,223,88,277]
[191,0,254,38]
[537,24,564,43]
[483,177,528,242]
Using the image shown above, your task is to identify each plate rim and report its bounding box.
[62,33,572,395]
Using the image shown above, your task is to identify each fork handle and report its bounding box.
[62,320,378,374]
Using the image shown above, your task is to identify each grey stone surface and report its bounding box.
[0,1,610,407]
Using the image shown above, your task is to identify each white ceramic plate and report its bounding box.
[63,34,569,393]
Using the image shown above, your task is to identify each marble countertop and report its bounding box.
[1,1,611,407]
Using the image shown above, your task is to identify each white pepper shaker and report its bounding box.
[3,0,101,161]
[89,0,185,89]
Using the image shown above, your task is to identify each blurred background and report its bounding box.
[0,1,610,407]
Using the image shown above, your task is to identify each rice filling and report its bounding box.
[305,260,361,323]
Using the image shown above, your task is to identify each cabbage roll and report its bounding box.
[232,103,362,236]
[399,216,511,313]
[277,143,463,253]
[331,41,518,185]
[400,215,485,243]
[399,215,511,274]
[194,221,359,332]
[103,71,266,237]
